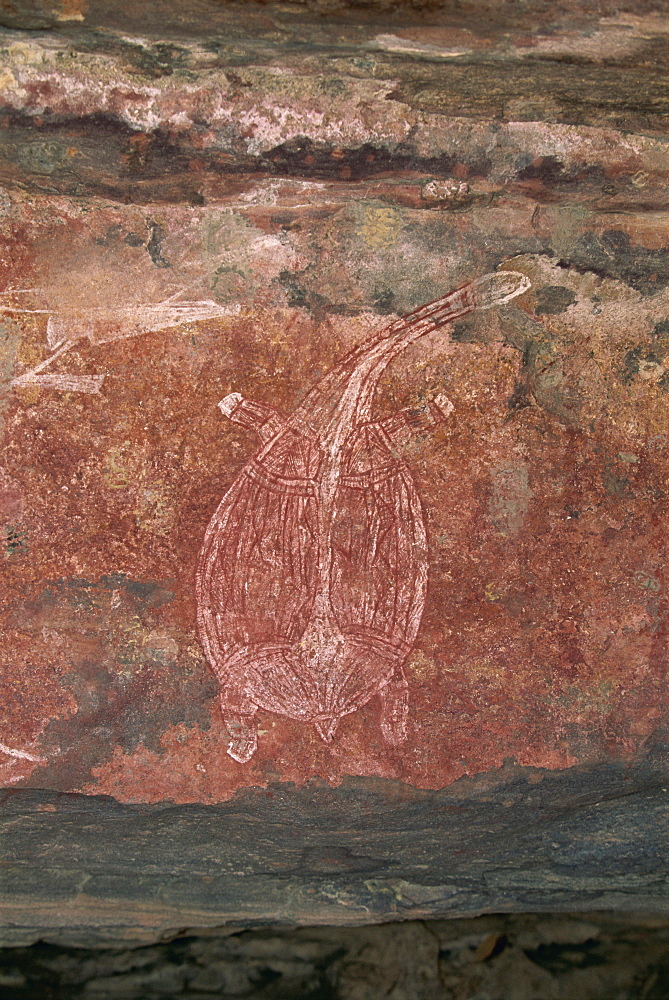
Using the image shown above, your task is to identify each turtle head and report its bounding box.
[472,271,531,309]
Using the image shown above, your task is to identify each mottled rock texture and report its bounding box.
[2,753,668,945]
[0,0,668,935]
[3,913,669,999]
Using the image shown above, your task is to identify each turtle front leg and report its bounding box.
[219,393,285,443]
[378,393,455,450]
[379,668,409,746]
[220,686,258,763]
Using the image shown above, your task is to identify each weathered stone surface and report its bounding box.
[3,913,669,999]
[0,0,668,934]
[2,749,668,945]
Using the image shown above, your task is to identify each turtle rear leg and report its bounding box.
[379,668,409,746]
[220,687,258,763]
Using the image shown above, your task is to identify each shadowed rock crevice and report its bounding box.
[2,914,669,1000]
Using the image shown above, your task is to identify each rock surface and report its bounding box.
[3,750,668,946]
[2,913,669,999]
[0,0,668,935]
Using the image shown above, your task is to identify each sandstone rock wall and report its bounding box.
[0,0,667,939]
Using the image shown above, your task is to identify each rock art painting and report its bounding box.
[1,161,668,804]
[197,272,530,762]
[0,1,668,811]
[3,291,236,394]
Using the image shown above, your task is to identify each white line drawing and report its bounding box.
[0,742,47,763]
[2,289,239,393]
[196,271,531,762]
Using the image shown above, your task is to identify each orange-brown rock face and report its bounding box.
[0,1,667,804]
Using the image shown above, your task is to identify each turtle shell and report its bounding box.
[196,418,427,724]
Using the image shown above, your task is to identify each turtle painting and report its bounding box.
[196,270,531,762]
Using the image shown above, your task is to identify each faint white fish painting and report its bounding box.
[3,288,237,394]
